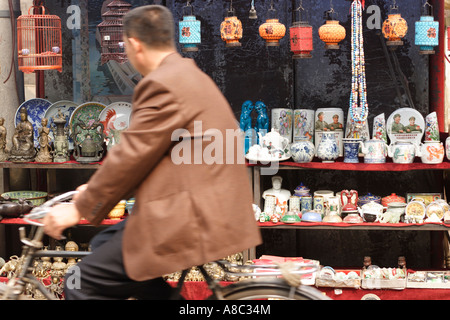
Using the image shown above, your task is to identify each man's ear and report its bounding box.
[128,37,142,52]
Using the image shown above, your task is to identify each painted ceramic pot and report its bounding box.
[272,108,293,143]
[388,140,416,164]
[417,140,444,164]
[358,193,381,206]
[294,183,310,197]
[342,138,361,163]
[293,109,314,143]
[316,131,339,163]
[381,193,405,207]
[290,138,314,163]
[314,108,344,156]
[359,139,388,164]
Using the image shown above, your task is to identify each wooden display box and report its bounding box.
[407,271,450,289]
[361,269,407,290]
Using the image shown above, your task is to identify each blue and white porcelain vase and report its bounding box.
[290,138,314,163]
[316,132,339,163]
[415,15,439,55]
[342,138,361,163]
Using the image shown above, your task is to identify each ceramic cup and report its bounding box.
[301,196,312,212]
[289,196,301,212]
[271,108,293,143]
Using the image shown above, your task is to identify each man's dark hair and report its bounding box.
[123,5,175,49]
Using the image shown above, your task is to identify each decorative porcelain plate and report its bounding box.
[405,200,426,219]
[99,102,132,148]
[15,98,52,148]
[69,102,106,144]
[386,108,425,145]
[44,100,79,149]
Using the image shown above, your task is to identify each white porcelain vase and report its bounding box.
[316,132,339,163]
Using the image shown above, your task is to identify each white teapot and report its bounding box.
[258,129,290,156]
[358,201,385,222]
[416,140,444,164]
[359,139,388,164]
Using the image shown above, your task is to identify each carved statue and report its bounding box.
[71,117,105,163]
[9,107,36,162]
[35,118,53,163]
[50,109,70,163]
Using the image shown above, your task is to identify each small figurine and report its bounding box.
[51,108,70,162]
[363,256,372,269]
[35,118,53,162]
[262,175,291,205]
[398,256,406,269]
[255,101,269,134]
[9,107,36,162]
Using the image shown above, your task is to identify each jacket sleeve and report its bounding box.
[74,79,187,225]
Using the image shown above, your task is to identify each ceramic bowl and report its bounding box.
[363,212,378,223]
[301,211,322,222]
[1,191,48,206]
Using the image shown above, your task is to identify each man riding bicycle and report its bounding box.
[43,5,261,299]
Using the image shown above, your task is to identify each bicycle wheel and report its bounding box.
[219,278,331,300]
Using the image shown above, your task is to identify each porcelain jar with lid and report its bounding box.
[358,193,381,206]
[387,140,416,164]
[381,193,405,207]
[359,139,388,164]
[294,183,310,197]
[417,140,444,164]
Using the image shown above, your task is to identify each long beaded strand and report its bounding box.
[349,0,368,127]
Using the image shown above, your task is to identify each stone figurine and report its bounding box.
[71,118,105,163]
[9,107,36,162]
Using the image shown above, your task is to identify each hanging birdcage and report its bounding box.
[17,4,62,73]
[97,0,132,65]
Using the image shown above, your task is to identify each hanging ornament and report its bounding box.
[179,1,201,52]
[318,1,346,50]
[259,1,286,46]
[17,2,63,73]
[346,0,369,140]
[415,1,439,55]
[249,0,257,19]
[289,0,313,59]
[220,0,243,47]
[382,0,408,47]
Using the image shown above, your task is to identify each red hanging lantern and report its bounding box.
[289,3,313,59]
[17,3,62,73]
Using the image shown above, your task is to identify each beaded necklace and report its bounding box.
[349,0,368,127]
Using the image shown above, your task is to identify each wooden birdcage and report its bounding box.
[17,5,62,73]
[97,0,132,65]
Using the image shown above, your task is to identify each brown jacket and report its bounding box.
[75,52,262,281]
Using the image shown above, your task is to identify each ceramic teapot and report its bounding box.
[416,140,445,164]
[387,140,416,164]
[358,201,385,222]
[359,139,388,164]
[258,129,290,156]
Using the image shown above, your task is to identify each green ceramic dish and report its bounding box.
[1,191,48,206]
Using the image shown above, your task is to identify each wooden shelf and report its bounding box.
[0,161,101,169]
[258,221,450,231]
[0,218,123,225]
[247,158,450,172]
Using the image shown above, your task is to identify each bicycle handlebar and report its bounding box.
[22,190,78,227]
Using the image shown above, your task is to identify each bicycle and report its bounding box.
[0,191,330,300]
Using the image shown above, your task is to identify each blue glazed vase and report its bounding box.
[290,138,315,163]
[179,15,201,52]
[415,15,439,54]
[342,138,361,163]
[316,132,339,163]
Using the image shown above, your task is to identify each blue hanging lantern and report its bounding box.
[179,1,201,52]
[415,1,439,55]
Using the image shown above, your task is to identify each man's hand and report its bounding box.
[43,203,82,240]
